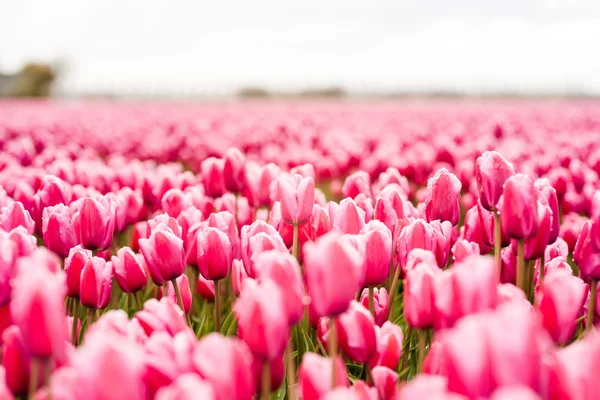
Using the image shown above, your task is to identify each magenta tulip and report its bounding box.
[573,220,600,282]
[74,195,117,251]
[64,245,92,298]
[405,260,440,329]
[201,157,226,197]
[499,174,540,240]
[197,227,232,281]
[276,174,315,225]
[112,246,147,294]
[155,373,216,400]
[360,220,392,286]
[336,301,377,363]
[359,287,389,326]
[42,204,77,258]
[0,202,34,234]
[475,151,515,211]
[139,223,185,285]
[80,256,113,309]
[223,147,247,193]
[298,353,348,400]
[134,298,188,337]
[369,321,403,370]
[424,168,462,226]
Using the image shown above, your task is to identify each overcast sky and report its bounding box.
[1,0,600,95]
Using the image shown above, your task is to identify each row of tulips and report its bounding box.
[0,101,600,400]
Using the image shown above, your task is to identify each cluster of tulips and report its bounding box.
[0,101,600,400]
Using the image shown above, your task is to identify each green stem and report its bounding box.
[28,358,39,400]
[134,291,143,310]
[328,317,338,389]
[189,268,200,318]
[285,339,297,400]
[388,260,401,321]
[172,278,185,312]
[516,239,525,292]
[87,308,95,326]
[493,210,502,280]
[368,286,375,316]
[418,329,427,373]
[261,360,271,400]
[587,280,598,334]
[163,284,168,297]
[292,223,299,262]
[399,327,412,380]
[214,280,221,331]
[71,300,79,346]
[539,254,545,288]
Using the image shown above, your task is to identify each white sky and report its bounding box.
[1,0,600,95]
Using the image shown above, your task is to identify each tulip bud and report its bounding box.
[155,374,216,400]
[333,198,365,234]
[235,280,289,361]
[405,261,439,329]
[139,224,185,285]
[223,148,247,193]
[214,193,252,230]
[545,237,569,262]
[499,174,539,240]
[511,199,553,261]
[304,231,364,319]
[298,353,348,400]
[231,259,248,297]
[500,245,517,284]
[276,174,315,225]
[462,206,492,254]
[369,321,403,370]
[134,298,188,337]
[354,193,374,223]
[559,212,587,252]
[11,253,67,359]
[80,256,113,309]
[0,202,34,234]
[201,157,226,197]
[7,227,36,258]
[197,227,232,281]
[397,219,436,271]
[452,256,498,319]
[148,213,183,239]
[534,178,559,245]
[336,301,377,363]
[193,334,255,400]
[74,195,118,251]
[371,366,398,400]
[42,204,77,258]
[342,171,372,199]
[253,251,304,326]
[2,326,30,395]
[112,247,147,294]
[452,239,480,263]
[240,221,287,278]
[207,212,240,260]
[424,168,462,226]
[196,272,216,301]
[573,220,600,282]
[131,221,148,253]
[359,287,388,326]
[538,270,587,345]
[360,220,392,286]
[245,162,281,208]
[32,175,72,233]
[475,151,515,212]
[65,245,93,298]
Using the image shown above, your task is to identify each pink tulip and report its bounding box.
[155,373,216,400]
[320,388,361,400]
[73,333,146,400]
[245,161,280,208]
[452,255,498,320]
[139,223,185,285]
[369,321,403,370]
[360,220,392,286]
[499,174,540,240]
[336,300,377,363]
[2,325,30,395]
[10,251,67,359]
[298,353,348,400]
[342,171,372,199]
[276,174,315,225]
[201,157,226,197]
[64,245,93,298]
[231,259,248,297]
[559,212,587,252]
[461,206,491,254]
[534,178,559,244]
[537,270,587,345]
[214,193,252,230]
[475,151,515,211]
[197,227,232,281]
[80,256,113,309]
[500,245,517,284]
[193,334,255,400]
[397,219,436,270]
[354,193,374,222]
[196,272,216,301]
[544,237,569,261]
[7,227,36,258]
[148,213,183,239]
[131,221,148,252]
[235,280,289,360]
[424,168,462,226]
[359,287,389,326]
[240,221,287,278]
[573,220,600,282]
[451,239,480,263]
[112,247,147,293]
[134,298,188,337]
[223,147,247,193]
[396,375,462,400]
[42,204,77,258]
[333,198,365,234]
[207,211,240,259]
[32,175,72,232]
[0,202,34,234]
[253,250,304,325]
[371,366,398,400]
[512,199,553,261]
[73,195,117,251]
[304,231,364,318]
[405,260,439,329]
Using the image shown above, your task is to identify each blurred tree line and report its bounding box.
[0,63,56,97]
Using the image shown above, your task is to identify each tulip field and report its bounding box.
[1,99,600,399]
